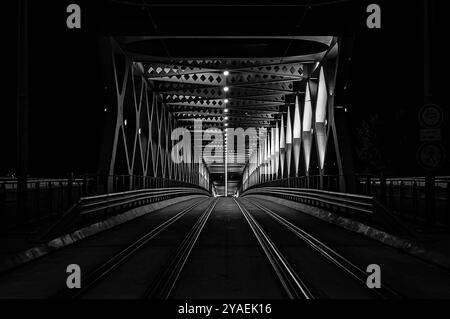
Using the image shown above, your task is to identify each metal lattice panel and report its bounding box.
[105,41,193,188]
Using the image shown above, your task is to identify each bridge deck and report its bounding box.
[1,196,450,299]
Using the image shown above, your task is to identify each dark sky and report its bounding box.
[2,0,448,177]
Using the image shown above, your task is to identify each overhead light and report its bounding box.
[124,119,127,126]
[104,108,107,112]
[223,70,230,76]
[223,86,229,92]
[224,123,228,127]
[224,116,228,120]
[224,98,229,103]
[224,108,229,113]
[138,128,142,135]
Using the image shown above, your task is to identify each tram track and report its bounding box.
[0,196,421,299]
[143,198,218,299]
[53,197,213,299]
[240,197,403,299]
[233,198,314,299]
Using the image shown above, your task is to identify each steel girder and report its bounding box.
[100,38,211,191]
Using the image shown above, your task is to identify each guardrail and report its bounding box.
[240,175,450,194]
[40,187,210,240]
[355,176,449,227]
[239,175,450,228]
[240,186,416,237]
[243,187,374,215]
[0,174,211,231]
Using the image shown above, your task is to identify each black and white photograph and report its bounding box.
[1,0,450,313]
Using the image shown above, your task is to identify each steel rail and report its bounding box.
[144,198,219,299]
[233,198,314,299]
[52,197,209,299]
[246,198,403,299]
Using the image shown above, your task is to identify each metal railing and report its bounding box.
[242,175,341,192]
[40,187,210,240]
[355,175,450,227]
[0,174,211,231]
[239,175,450,228]
[240,186,416,237]
[243,187,374,215]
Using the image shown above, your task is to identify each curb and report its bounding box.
[247,194,450,270]
[0,195,205,274]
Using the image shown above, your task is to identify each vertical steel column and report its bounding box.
[268,130,273,180]
[293,95,302,178]
[270,127,275,180]
[285,106,293,179]
[275,122,280,179]
[315,67,328,190]
[280,115,286,179]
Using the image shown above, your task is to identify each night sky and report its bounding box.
[3,0,448,178]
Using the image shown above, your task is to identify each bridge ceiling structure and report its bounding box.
[113,36,335,195]
[98,1,352,196]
